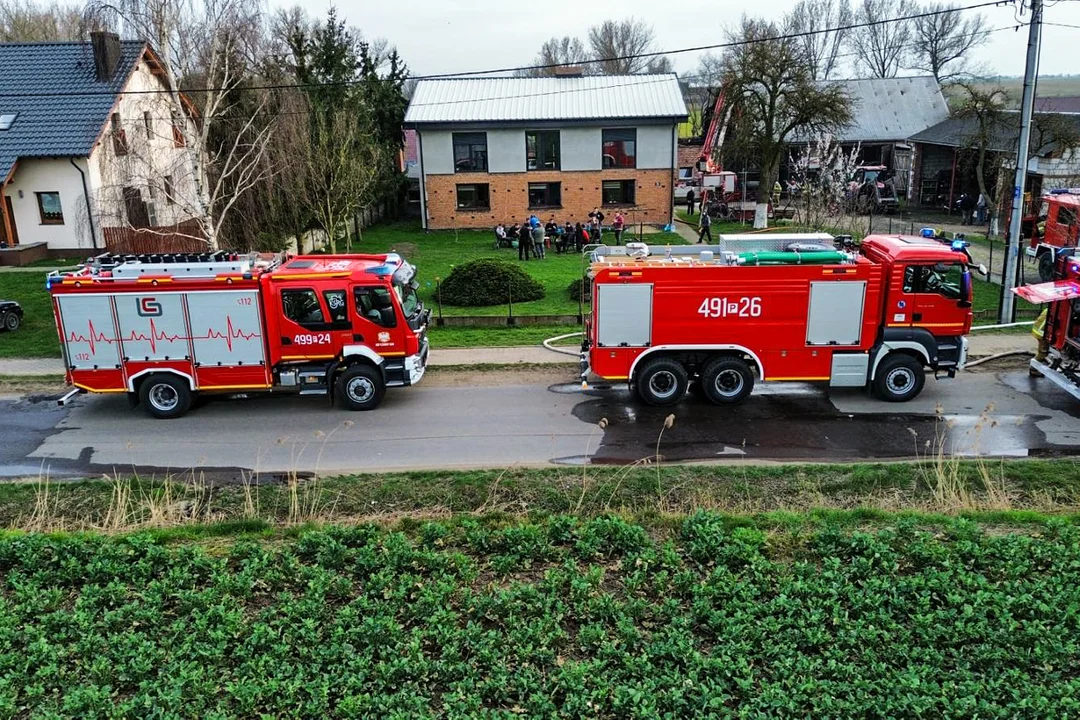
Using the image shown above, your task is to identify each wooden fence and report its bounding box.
[102,220,208,254]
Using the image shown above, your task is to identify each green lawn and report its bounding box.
[428,324,581,348]
[353,221,682,317]
[0,271,58,358]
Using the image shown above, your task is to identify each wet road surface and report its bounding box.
[2,368,1078,480]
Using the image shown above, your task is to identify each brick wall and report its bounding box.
[677,143,703,171]
[423,168,674,229]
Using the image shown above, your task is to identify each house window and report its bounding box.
[163,175,175,205]
[678,167,693,180]
[602,180,636,205]
[452,132,487,172]
[456,183,490,210]
[143,111,153,139]
[36,192,64,225]
[123,186,150,228]
[171,110,185,147]
[528,182,561,208]
[111,113,128,155]
[0,113,17,131]
[602,129,636,168]
[526,131,560,171]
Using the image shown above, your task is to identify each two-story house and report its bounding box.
[403,73,688,230]
[0,32,201,256]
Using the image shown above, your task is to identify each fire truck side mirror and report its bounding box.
[959,270,972,308]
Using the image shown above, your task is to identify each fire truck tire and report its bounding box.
[139,374,192,419]
[700,357,755,405]
[635,358,689,406]
[336,364,385,411]
[873,354,925,402]
[1037,250,1055,282]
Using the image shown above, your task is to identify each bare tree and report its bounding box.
[785,0,852,80]
[85,0,276,249]
[587,18,668,74]
[721,16,853,228]
[0,0,81,40]
[304,110,381,254]
[518,35,592,77]
[910,3,989,83]
[850,0,911,78]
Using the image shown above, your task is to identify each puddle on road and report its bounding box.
[558,382,1060,464]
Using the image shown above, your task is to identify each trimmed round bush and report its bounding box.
[440,258,545,306]
[568,275,592,302]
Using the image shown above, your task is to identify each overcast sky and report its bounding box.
[277,0,1079,81]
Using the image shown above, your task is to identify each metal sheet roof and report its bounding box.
[404,74,688,125]
[0,40,146,181]
[910,111,1080,154]
[795,76,950,144]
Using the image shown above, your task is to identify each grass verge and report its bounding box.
[5,458,1079,533]
[428,323,580,348]
[2,509,1079,716]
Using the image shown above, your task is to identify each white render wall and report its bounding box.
[87,57,202,230]
[419,123,679,175]
[3,55,203,250]
[4,157,97,251]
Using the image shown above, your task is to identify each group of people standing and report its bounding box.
[495,209,626,261]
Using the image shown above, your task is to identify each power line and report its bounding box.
[64,22,1031,124]
[0,0,1006,100]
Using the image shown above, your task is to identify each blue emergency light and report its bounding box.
[951,240,969,251]
[920,227,936,238]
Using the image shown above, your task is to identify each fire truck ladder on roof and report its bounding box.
[75,251,286,279]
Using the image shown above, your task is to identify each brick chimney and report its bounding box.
[90,31,122,82]
[554,66,584,78]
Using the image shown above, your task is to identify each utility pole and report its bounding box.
[1001,0,1043,323]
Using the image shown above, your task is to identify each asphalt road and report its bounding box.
[3,364,1079,481]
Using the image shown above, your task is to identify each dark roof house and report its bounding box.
[0,36,149,182]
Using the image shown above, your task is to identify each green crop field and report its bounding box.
[1,511,1079,717]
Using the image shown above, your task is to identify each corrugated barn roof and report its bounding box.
[404,74,688,125]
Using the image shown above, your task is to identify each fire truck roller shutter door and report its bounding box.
[57,295,121,370]
[185,291,266,367]
[806,281,867,346]
[596,284,653,348]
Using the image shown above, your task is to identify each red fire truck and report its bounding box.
[1015,250,1080,401]
[48,251,430,418]
[1021,190,1080,281]
[580,233,978,405]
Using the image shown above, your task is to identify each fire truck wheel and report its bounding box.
[701,357,755,405]
[336,364,385,411]
[635,358,689,406]
[139,374,192,419]
[1037,250,1055,282]
[873,354,925,402]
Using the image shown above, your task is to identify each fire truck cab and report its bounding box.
[49,251,430,418]
[581,233,976,406]
[1024,190,1080,281]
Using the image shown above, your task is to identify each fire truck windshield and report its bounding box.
[395,281,420,317]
